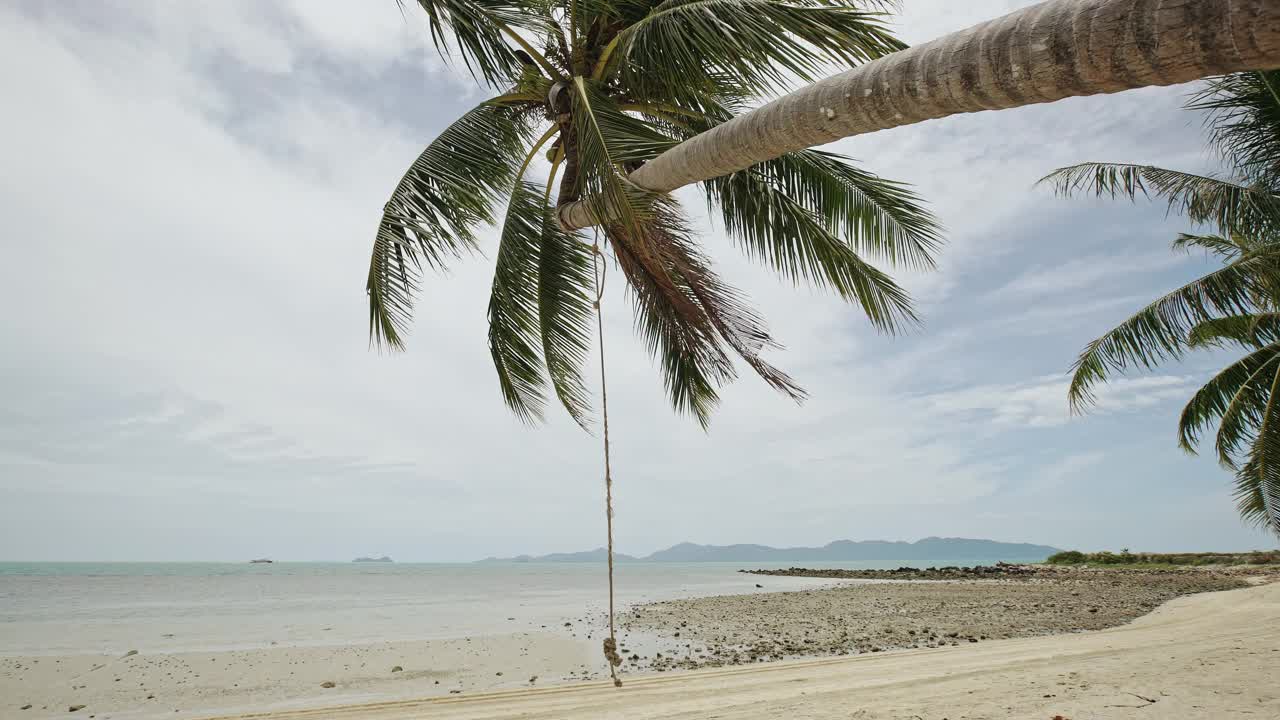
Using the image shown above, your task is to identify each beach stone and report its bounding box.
[390,666,403,673]
[69,706,86,713]
[320,681,335,688]
[123,650,138,657]
[20,705,32,710]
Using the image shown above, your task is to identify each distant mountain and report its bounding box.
[353,556,393,563]
[477,537,1059,564]
[478,547,640,563]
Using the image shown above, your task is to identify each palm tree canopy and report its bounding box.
[556,0,1280,231]
[1041,71,1280,536]
[367,0,942,428]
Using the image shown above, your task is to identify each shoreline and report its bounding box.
[3,566,1275,719]
[200,580,1280,719]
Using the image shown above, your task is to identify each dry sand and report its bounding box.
[194,579,1280,720]
[1,633,591,719]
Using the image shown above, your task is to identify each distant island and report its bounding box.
[476,537,1060,564]
[353,556,393,563]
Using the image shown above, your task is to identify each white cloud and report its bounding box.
[921,374,1196,429]
[985,252,1184,301]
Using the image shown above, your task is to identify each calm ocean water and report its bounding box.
[0,559,1015,656]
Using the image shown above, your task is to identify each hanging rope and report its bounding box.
[591,231,623,688]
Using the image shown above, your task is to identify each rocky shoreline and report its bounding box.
[619,566,1272,674]
[741,563,1039,580]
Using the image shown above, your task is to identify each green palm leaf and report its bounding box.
[1068,248,1280,411]
[601,0,904,99]
[743,150,941,270]
[1236,364,1280,535]
[707,162,918,333]
[537,210,596,427]
[367,100,535,349]
[399,0,559,85]
[1212,346,1280,467]
[1040,162,1280,237]
[1178,341,1280,456]
[1171,232,1251,260]
[489,181,553,422]
[1189,70,1280,187]
[1188,313,1280,349]
[488,180,596,425]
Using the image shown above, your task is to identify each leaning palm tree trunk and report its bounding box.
[559,0,1280,231]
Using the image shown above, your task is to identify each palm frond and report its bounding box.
[746,150,941,270]
[647,203,806,403]
[1039,162,1280,237]
[706,163,918,333]
[1189,70,1280,188]
[537,208,596,427]
[1178,341,1280,455]
[1188,313,1280,349]
[488,181,553,421]
[400,0,556,85]
[601,0,904,99]
[608,217,730,427]
[1067,247,1280,411]
[1172,232,1250,260]
[368,100,535,349]
[1211,346,1280,466]
[1235,364,1280,536]
[609,201,804,426]
[671,102,941,273]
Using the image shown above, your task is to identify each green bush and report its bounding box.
[1045,549,1279,566]
[1046,550,1087,565]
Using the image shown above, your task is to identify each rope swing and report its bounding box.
[591,232,623,688]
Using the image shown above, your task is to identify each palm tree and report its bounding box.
[1041,71,1280,537]
[367,0,941,684]
[556,0,1280,230]
[369,0,942,427]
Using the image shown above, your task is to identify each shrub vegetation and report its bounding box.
[1046,550,1279,566]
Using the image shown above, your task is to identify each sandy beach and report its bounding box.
[0,562,835,718]
[3,567,1276,719]
[1,634,593,719]
[202,578,1280,720]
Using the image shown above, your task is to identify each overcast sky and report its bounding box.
[2,0,1275,562]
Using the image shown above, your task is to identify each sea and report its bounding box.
[0,559,1021,657]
